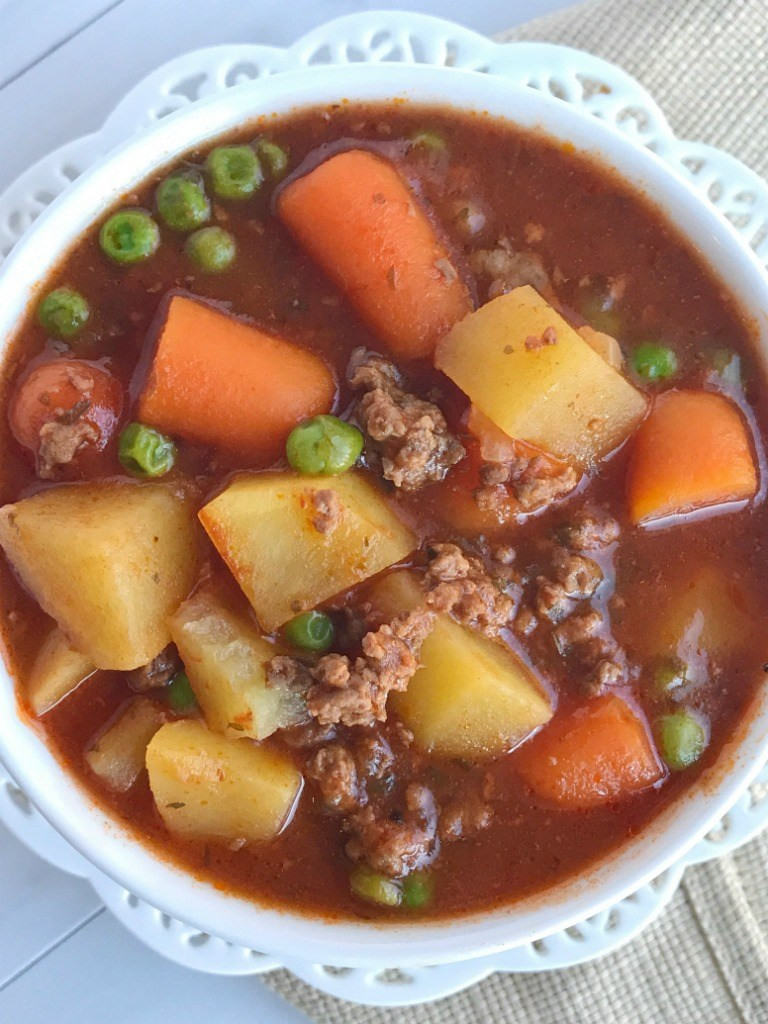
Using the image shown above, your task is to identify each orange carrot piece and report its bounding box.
[626,389,757,525]
[137,294,335,458]
[277,149,472,359]
[515,694,663,810]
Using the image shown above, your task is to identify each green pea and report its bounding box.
[118,422,177,478]
[37,287,90,339]
[185,226,237,273]
[654,657,688,696]
[284,611,335,653]
[410,130,447,155]
[206,146,263,200]
[632,343,678,381]
[286,415,364,475]
[350,865,402,907]
[402,872,433,909]
[167,672,197,712]
[657,709,707,771]
[100,209,160,265]
[580,290,622,337]
[255,139,290,180]
[156,175,210,231]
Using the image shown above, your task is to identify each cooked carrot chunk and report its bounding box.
[515,694,663,809]
[277,149,471,358]
[626,389,757,525]
[137,293,335,458]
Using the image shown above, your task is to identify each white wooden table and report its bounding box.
[0,1,572,1019]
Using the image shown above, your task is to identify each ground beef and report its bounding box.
[354,732,394,780]
[36,368,99,479]
[310,489,342,534]
[305,608,435,727]
[345,782,438,877]
[551,549,604,598]
[469,238,552,300]
[513,606,538,636]
[306,744,365,814]
[38,409,98,479]
[281,719,337,749]
[266,656,312,693]
[425,542,471,582]
[491,544,516,565]
[524,326,558,350]
[585,658,625,694]
[533,578,573,623]
[552,609,603,652]
[439,793,493,842]
[476,454,578,517]
[558,508,620,550]
[425,543,517,636]
[127,646,180,692]
[347,348,465,490]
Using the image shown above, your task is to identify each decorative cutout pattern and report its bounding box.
[1,10,768,1007]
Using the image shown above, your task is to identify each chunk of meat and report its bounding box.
[305,608,435,727]
[127,646,181,692]
[306,744,365,813]
[469,239,552,301]
[281,719,337,749]
[310,489,342,534]
[347,348,465,490]
[558,508,620,550]
[534,578,573,623]
[354,732,395,780]
[476,456,578,516]
[345,782,438,877]
[425,544,517,636]
[424,542,471,582]
[38,415,99,479]
[513,606,538,636]
[266,655,312,692]
[551,549,603,598]
[439,792,493,842]
[552,610,603,653]
[524,326,558,351]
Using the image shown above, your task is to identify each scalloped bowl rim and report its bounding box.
[1,62,767,968]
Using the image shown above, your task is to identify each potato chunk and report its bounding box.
[86,697,166,792]
[374,572,552,759]
[0,482,198,670]
[146,719,302,842]
[199,472,415,632]
[436,286,647,467]
[170,590,306,741]
[27,626,96,715]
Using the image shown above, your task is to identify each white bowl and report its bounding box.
[1,61,768,970]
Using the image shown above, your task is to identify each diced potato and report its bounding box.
[86,697,167,792]
[27,626,96,715]
[146,719,302,842]
[170,590,306,741]
[436,286,647,467]
[199,472,415,632]
[374,572,552,759]
[0,482,199,670]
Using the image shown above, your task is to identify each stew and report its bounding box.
[1,102,765,921]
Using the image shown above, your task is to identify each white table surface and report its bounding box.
[0,1,570,1020]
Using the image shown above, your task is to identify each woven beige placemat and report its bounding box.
[263,2,768,1019]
